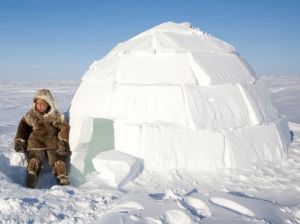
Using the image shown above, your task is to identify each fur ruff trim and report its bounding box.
[33,89,56,118]
[24,109,64,130]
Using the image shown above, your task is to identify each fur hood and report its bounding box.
[25,89,65,130]
[32,89,57,118]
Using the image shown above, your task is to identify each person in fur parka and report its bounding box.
[14,89,71,188]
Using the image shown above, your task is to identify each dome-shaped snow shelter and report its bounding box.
[69,22,290,181]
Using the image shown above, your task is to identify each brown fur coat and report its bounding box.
[15,89,70,151]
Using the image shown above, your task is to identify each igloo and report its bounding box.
[69,22,290,182]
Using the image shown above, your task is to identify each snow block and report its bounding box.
[70,80,114,117]
[140,124,225,170]
[184,84,252,130]
[69,117,93,150]
[276,117,291,153]
[189,52,257,85]
[114,53,197,84]
[224,121,285,168]
[110,33,157,55]
[92,150,144,188]
[83,52,197,84]
[82,56,119,81]
[70,150,88,182]
[111,85,188,127]
[238,82,279,125]
[114,121,142,157]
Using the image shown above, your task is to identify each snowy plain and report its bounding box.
[0,76,299,223]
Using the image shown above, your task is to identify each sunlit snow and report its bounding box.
[0,76,299,223]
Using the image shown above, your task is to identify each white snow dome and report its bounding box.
[69,22,290,181]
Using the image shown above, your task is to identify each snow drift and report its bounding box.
[69,22,290,183]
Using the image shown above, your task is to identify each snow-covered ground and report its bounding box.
[0,76,299,223]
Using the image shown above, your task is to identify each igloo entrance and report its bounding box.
[70,117,114,182]
[83,118,114,174]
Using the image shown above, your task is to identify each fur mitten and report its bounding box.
[57,141,71,156]
[14,140,27,153]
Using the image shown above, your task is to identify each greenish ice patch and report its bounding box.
[83,118,114,175]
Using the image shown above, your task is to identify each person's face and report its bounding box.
[36,99,49,113]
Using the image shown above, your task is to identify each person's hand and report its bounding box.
[14,140,26,153]
[57,141,71,156]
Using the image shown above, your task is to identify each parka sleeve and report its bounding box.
[15,117,32,143]
[56,114,70,143]
[58,121,70,143]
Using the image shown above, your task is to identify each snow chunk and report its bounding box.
[210,197,256,217]
[112,201,144,213]
[181,197,212,218]
[92,150,144,188]
[163,209,193,224]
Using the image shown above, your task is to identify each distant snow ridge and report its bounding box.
[69,22,290,183]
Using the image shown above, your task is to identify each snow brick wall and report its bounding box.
[69,22,290,182]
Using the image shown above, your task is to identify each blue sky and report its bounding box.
[0,0,299,80]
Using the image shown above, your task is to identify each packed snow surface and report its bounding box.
[0,76,299,223]
[69,22,289,178]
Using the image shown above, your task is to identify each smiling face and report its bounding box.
[35,99,49,113]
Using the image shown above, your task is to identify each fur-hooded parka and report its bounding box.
[15,89,70,151]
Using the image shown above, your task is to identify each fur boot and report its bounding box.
[26,159,40,188]
[53,160,70,185]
